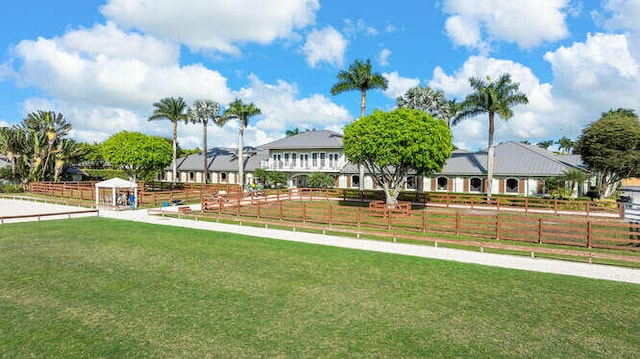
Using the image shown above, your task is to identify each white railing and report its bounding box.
[259,160,342,171]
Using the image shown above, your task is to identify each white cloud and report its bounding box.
[302,26,348,68]
[343,19,378,38]
[602,0,640,32]
[13,26,233,111]
[544,33,639,89]
[384,23,397,33]
[237,74,352,138]
[377,48,391,66]
[430,56,555,149]
[442,0,570,50]
[9,23,237,147]
[61,22,178,66]
[382,71,420,99]
[101,0,319,54]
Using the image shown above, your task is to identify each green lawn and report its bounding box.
[1,217,639,357]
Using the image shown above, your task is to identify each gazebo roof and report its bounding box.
[95,177,137,188]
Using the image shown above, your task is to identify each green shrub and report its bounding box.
[1,183,23,193]
[307,173,335,188]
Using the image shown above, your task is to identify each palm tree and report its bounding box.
[0,126,26,178]
[148,97,188,183]
[397,86,461,128]
[53,139,86,182]
[285,127,300,137]
[562,168,590,197]
[222,99,261,187]
[23,110,72,180]
[187,100,222,184]
[331,58,388,119]
[557,136,574,154]
[454,73,528,198]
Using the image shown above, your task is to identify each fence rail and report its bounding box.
[195,200,640,260]
[0,209,99,224]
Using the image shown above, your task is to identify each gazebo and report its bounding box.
[95,178,138,209]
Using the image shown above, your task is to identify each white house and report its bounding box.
[166,130,588,196]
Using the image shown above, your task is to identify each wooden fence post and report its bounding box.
[422,210,426,233]
[538,218,543,244]
[586,201,590,217]
[328,205,333,228]
[279,201,283,221]
[496,213,500,240]
[587,221,592,248]
[257,201,261,219]
[356,208,361,229]
[456,212,460,236]
[303,203,307,223]
[387,209,392,230]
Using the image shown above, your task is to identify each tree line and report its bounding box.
[2,58,639,200]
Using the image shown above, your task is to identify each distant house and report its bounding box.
[168,130,589,197]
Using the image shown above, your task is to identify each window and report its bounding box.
[189,172,195,181]
[312,152,318,167]
[351,175,360,188]
[328,153,336,168]
[406,176,416,190]
[506,178,519,193]
[470,177,482,192]
[437,177,448,191]
[220,172,227,182]
[291,153,297,167]
[320,152,326,167]
[284,153,290,167]
[301,154,308,167]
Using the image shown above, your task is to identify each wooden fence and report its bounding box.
[27,182,621,217]
[200,200,640,254]
[0,209,99,224]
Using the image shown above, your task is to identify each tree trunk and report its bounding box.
[172,121,177,183]
[203,119,208,184]
[486,112,495,198]
[359,89,367,191]
[360,89,367,119]
[238,120,244,189]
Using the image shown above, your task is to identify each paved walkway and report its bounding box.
[99,206,640,285]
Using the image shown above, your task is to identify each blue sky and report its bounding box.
[2,0,640,151]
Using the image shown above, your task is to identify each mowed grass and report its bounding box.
[1,218,639,357]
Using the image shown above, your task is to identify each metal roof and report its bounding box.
[174,147,268,172]
[439,141,584,176]
[258,130,343,150]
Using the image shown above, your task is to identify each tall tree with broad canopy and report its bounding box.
[101,131,172,182]
[343,108,453,205]
[331,58,388,119]
[574,108,640,198]
[187,100,222,184]
[454,73,528,198]
[222,99,261,187]
[148,97,188,183]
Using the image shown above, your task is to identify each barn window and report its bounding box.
[437,177,448,191]
[506,178,519,193]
